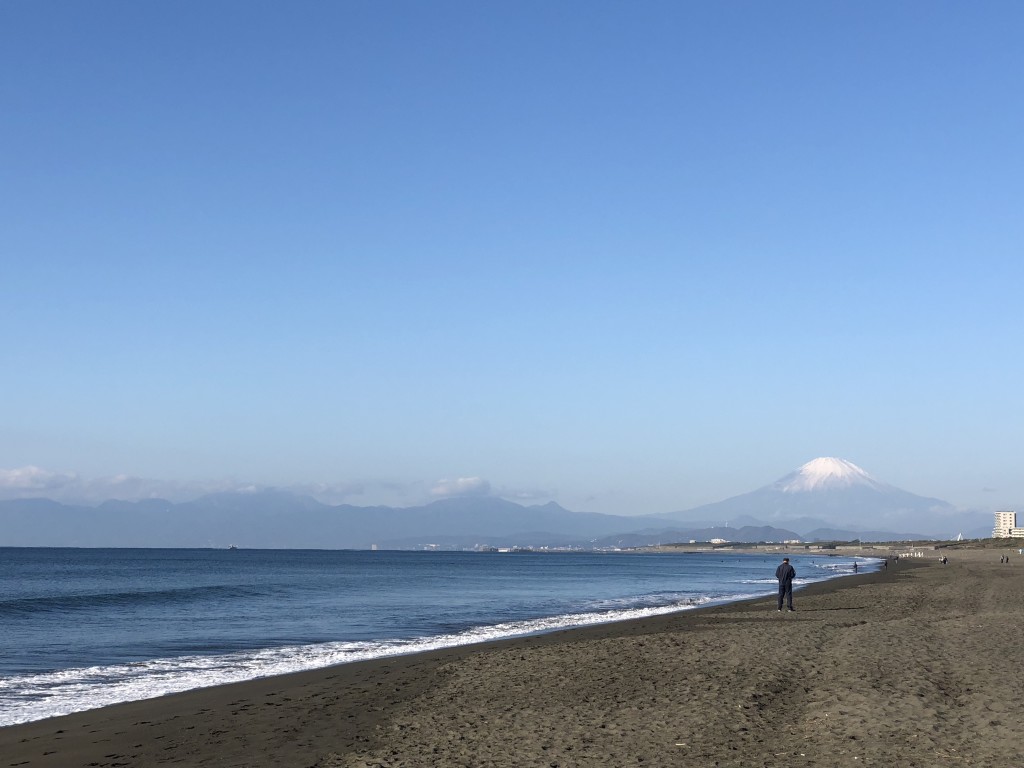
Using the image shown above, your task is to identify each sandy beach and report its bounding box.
[3,548,1022,767]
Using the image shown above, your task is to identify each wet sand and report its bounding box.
[3,548,1022,767]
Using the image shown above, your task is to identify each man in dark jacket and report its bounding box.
[776,557,796,611]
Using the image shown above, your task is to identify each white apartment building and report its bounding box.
[992,510,1024,538]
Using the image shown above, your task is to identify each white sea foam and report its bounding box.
[0,597,738,727]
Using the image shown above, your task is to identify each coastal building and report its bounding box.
[992,510,1024,538]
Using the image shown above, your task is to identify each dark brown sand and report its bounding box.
[3,549,1023,767]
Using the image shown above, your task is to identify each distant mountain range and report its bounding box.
[0,494,646,549]
[0,458,994,548]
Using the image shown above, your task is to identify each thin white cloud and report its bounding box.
[495,485,557,504]
[0,466,435,508]
[430,476,491,498]
[0,466,240,504]
[1,468,554,509]
[0,465,79,491]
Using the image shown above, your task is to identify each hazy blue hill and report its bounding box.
[97,498,175,513]
[590,525,803,549]
[0,491,676,549]
[1,498,94,546]
[407,497,638,537]
[1,497,199,547]
[802,527,933,542]
[668,484,955,529]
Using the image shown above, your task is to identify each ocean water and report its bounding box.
[0,547,871,727]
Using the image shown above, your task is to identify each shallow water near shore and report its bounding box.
[0,547,871,726]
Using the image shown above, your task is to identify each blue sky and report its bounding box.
[3,1,1022,514]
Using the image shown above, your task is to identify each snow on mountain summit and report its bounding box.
[667,455,974,537]
[775,457,882,493]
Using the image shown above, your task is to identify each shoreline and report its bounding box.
[1,552,864,730]
[4,549,1023,766]
[0,550,860,729]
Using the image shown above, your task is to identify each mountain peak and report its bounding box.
[775,457,879,493]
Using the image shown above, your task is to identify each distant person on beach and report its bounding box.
[775,557,796,612]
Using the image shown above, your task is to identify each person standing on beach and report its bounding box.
[776,557,796,612]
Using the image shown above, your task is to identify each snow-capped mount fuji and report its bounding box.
[774,457,885,493]
[664,457,988,540]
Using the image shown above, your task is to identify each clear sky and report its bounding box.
[3,1,1022,515]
